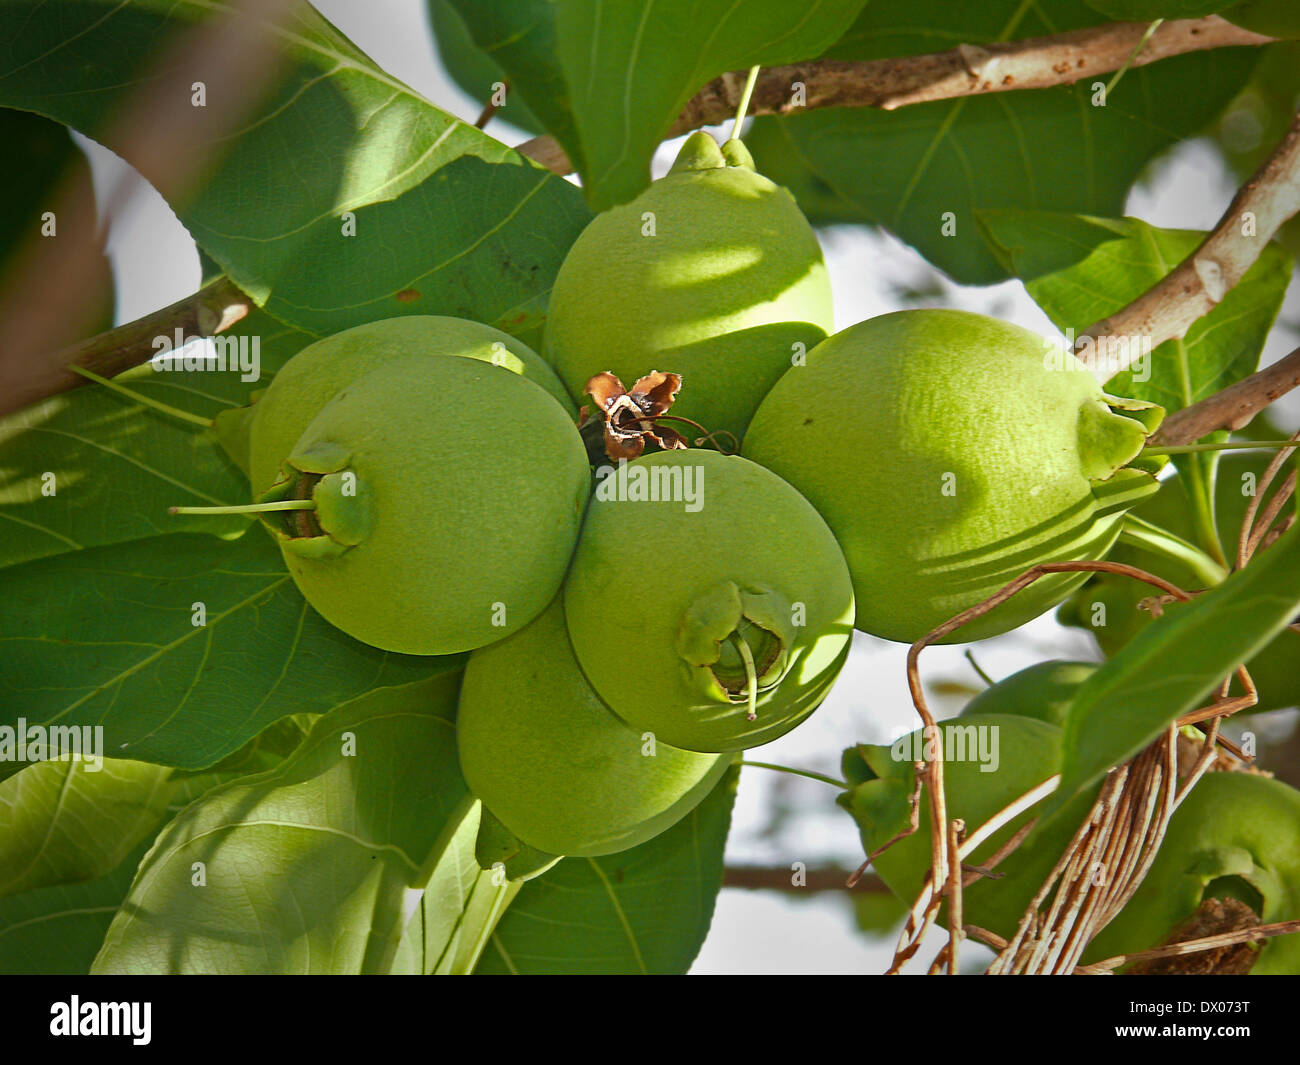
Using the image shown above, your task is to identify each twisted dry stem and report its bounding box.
[886,559,1260,975]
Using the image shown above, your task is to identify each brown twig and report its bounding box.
[517,16,1272,175]
[1150,346,1300,446]
[722,866,887,893]
[1076,110,1300,376]
[6,277,255,415]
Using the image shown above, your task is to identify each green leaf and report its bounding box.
[0,1,590,342]
[0,307,310,570]
[0,757,173,898]
[1045,521,1300,825]
[448,0,868,209]
[749,0,1257,283]
[977,210,1291,415]
[477,764,739,974]
[0,531,462,774]
[1084,1,1235,18]
[0,840,152,974]
[425,0,543,133]
[92,673,483,974]
[0,703,321,973]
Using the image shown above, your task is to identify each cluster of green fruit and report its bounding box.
[217,129,1171,865]
[839,662,1300,973]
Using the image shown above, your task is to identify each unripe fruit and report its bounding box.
[743,309,1164,643]
[1058,451,1300,712]
[840,714,1097,937]
[544,131,834,440]
[563,450,854,752]
[249,315,573,495]
[960,660,1098,727]
[457,599,731,856]
[257,357,590,655]
[1085,771,1300,974]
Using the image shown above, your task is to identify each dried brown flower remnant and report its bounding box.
[578,370,688,461]
[1127,897,1262,975]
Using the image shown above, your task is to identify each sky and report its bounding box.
[69,0,1300,975]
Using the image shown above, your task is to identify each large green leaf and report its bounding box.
[1085,1,1235,17]
[0,757,173,898]
[0,840,151,974]
[0,308,308,570]
[1043,521,1300,825]
[477,765,739,974]
[425,0,543,134]
[0,531,461,775]
[0,713,321,973]
[0,1,590,342]
[747,0,1257,283]
[447,0,868,209]
[92,673,485,974]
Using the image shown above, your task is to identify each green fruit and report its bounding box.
[960,661,1098,727]
[743,309,1164,643]
[544,131,834,441]
[563,449,854,752]
[248,315,573,496]
[1086,771,1300,974]
[1059,451,1300,712]
[257,357,590,655]
[839,714,1098,938]
[457,599,731,856]
[1224,0,1300,38]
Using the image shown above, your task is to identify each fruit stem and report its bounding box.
[731,633,759,720]
[1119,514,1230,587]
[69,364,213,428]
[739,760,848,790]
[729,65,761,142]
[168,500,317,516]
[1104,19,1162,97]
[964,649,995,688]
[1142,440,1300,455]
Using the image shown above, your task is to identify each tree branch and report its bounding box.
[518,16,1272,176]
[1151,345,1300,446]
[722,865,887,893]
[1076,109,1300,376]
[0,277,253,417]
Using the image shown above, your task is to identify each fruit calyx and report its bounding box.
[668,130,757,175]
[675,582,793,714]
[1079,394,1166,483]
[259,442,373,559]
